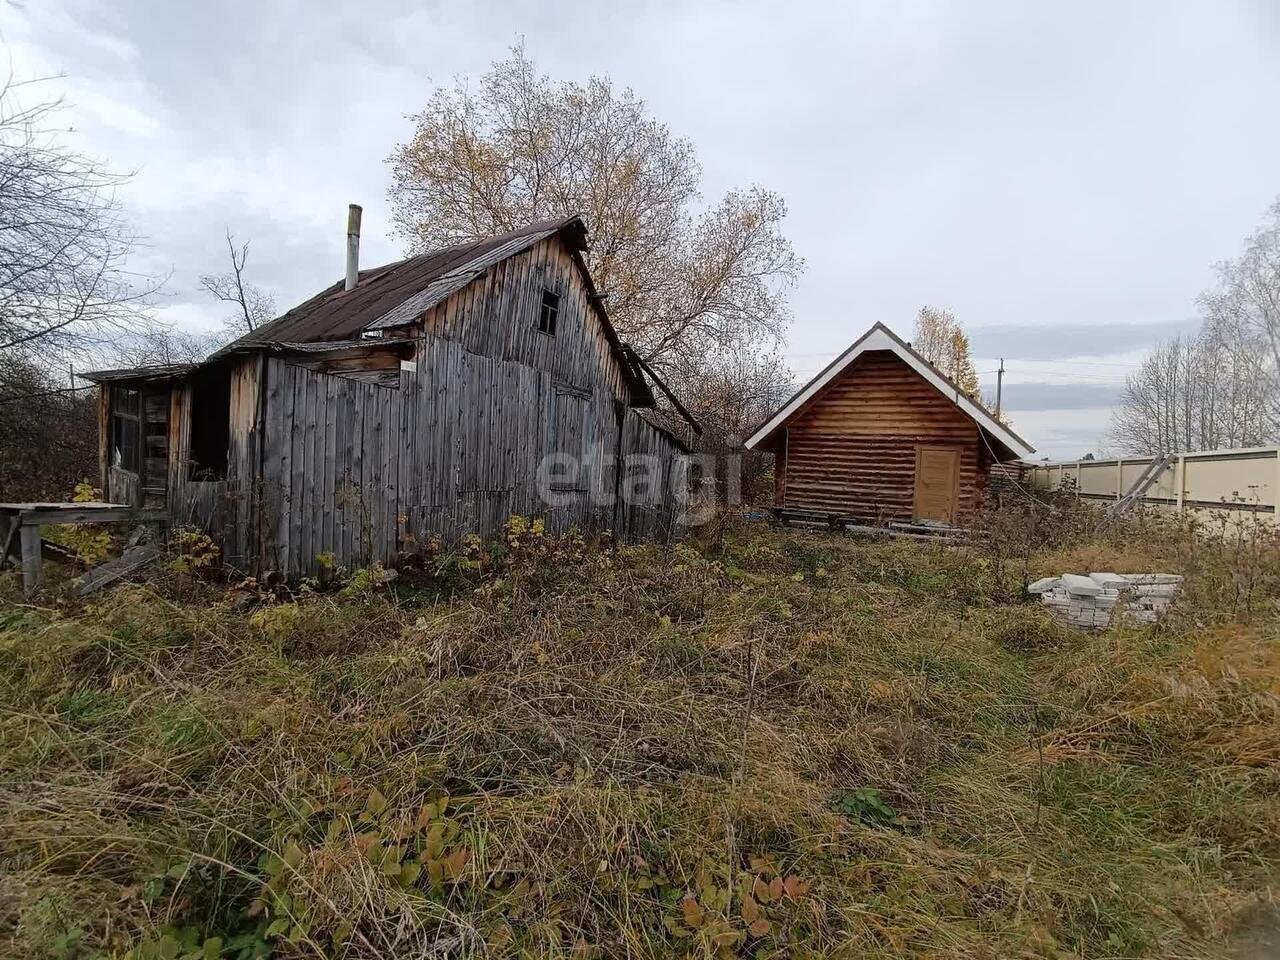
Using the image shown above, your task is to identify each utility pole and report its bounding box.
[995,358,1005,419]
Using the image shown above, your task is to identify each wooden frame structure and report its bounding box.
[0,502,165,594]
[82,216,697,580]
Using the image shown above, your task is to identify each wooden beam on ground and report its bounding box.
[16,507,165,526]
[76,544,163,596]
[40,539,83,567]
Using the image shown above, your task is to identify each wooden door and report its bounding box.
[912,446,960,523]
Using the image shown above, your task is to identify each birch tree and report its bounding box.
[912,306,980,396]
[1110,332,1275,455]
[386,45,801,377]
[1197,197,1280,382]
[1112,196,1280,455]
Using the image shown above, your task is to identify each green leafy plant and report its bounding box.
[43,478,113,564]
[832,786,900,826]
[170,529,220,575]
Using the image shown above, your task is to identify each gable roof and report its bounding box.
[223,216,587,350]
[207,214,654,406]
[744,322,1035,460]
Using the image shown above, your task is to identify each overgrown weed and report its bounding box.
[0,507,1276,958]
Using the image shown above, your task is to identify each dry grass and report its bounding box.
[0,509,1277,959]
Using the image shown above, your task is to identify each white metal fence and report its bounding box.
[1027,446,1279,520]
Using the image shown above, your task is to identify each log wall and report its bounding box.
[775,350,990,521]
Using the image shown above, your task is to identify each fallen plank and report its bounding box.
[40,539,84,567]
[844,523,974,544]
[76,544,163,596]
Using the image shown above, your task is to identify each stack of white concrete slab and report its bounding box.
[1027,572,1183,630]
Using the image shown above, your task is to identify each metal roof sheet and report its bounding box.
[219,217,582,351]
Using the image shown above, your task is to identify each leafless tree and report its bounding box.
[1110,331,1275,455]
[667,338,797,501]
[1112,196,1280,455]
[1198,197,1280,382]
[111,328,215,368]
[200,228,275,340]
[386,44,802,380]
[0,352,97,499]
[0,74,158,380]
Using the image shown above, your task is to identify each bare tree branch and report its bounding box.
[0,74,160,369]
[199,227,275,339]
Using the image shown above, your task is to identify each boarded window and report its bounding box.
[188,366,231,480]
[538,289,560,336]
[111,387,141,472]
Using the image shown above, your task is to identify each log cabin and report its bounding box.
[744,322,1034,525]
[83,211,697,578]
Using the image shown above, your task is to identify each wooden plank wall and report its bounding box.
[97,387,109,493]
[777,350,990,521]
[620,413,682,542]
[166,361,252,567]
[154,234,685,579]
[107,466,138,507]
[418,235,628,400]
[254,336,679,578]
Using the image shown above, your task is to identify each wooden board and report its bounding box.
[76,544,163,595]
[912,446,961,523]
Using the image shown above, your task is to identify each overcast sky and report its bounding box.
[4,0,1278,458]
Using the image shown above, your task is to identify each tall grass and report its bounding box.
[0,508,1276,958]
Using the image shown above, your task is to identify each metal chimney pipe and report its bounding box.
[344,203,363,292]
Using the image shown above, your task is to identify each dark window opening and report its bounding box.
[538,289,560,336]
[188,366,231,480]
[111,387,141,472]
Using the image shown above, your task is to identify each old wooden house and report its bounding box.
[745,322,1033,524]
[84,211,696,577]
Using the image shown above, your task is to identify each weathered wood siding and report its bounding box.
[165,357,258,567]
[107,466,138,507]
[417,236,629,401]
[620,413,684,542]
[775,350,990,521]
[250,335,680,577]
[155,235,685,578]
[97,387,109,493]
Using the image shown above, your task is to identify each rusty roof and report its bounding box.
[79,364,194,384]
[222,216,586,351]
[87,216,665,408]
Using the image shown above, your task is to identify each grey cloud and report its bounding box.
[999,382,1122,412]
[968,320,1198,361]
